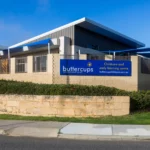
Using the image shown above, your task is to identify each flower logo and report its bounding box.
[87,62,92,67]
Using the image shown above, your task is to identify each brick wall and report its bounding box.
[1,54,150,91]
[0,95,130,117]
[52,54,139,91]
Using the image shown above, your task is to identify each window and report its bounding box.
[33,55,47,72]
[15,57,27,73]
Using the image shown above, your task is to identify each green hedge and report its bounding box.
[0,80,150,111]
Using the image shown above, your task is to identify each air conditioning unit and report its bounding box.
[0,51,4,56]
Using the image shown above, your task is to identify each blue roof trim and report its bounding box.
[10,38,50,50]
[24,38,50,47]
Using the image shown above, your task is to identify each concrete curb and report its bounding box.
[0,127,60,138]
[0,120,69,138]
[58,134,150,141]
[0,129,6,135]
[5,127,60,138]
[1,121,150,141]
[1,128,150,141]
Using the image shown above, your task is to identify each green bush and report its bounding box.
[0,80,150,111]
[130,91,150,110]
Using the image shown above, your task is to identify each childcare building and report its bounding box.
[0,18,150,91]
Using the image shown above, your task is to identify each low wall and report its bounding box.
[52,54,139,91]
[1,54,150,91]
[0,95,130,117]
[0,72,52,84]
[0,54,139,91]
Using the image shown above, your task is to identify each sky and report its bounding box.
[0,0,150,47]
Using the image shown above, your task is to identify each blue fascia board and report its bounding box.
[10,38,50,51]
[25,38,50,47]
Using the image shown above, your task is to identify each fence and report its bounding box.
[59,55,79,60]
[0,54,148,91]
[141,57,150,74]
[59,54,131,60]
[87,54,105,60]
[114,55,131,61]
[0,59,9,74]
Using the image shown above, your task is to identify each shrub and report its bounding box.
[130,91,150,110]
[0,80,150,111]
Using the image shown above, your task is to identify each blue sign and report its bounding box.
[60,59,132,76]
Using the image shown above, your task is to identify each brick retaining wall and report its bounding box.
[0,95,130,117]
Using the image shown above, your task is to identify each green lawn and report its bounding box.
[0,112,150,125]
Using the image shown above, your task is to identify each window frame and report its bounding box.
[33,55,47,72]
[15,57,27,73]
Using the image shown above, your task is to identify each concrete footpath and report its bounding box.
[0,120,150,140]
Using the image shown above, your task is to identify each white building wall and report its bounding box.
[71,45,105,59]
[59,36,71,59]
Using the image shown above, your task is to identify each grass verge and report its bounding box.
[0,112,150,125]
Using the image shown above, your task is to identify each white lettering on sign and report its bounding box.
[63,66,94,73]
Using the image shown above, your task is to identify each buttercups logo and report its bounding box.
[63,62,93,74]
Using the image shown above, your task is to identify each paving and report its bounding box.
[0,120,34,130]
[60,123,150,138]
[60,123,112,136]
[112,125,150,136]
[0,120,68,138]
[0,120,150,140]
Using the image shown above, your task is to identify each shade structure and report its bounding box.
[136,51,150,58]
[23,38,50,47]
[100,47,150,55]
[137,51,150,54]
[9,38,50,54]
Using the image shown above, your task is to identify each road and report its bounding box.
[0,135,150,150]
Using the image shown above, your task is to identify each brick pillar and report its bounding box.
[79,54,87,60]
[47,54,53,73]
[10,58,15,74]
[47,54,53,84]
[105,55,113,60]
[27,56,33,73]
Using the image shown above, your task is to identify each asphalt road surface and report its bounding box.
[0,135,150,150]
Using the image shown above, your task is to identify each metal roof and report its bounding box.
[78,18,145,48]
[9,18,145,49]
